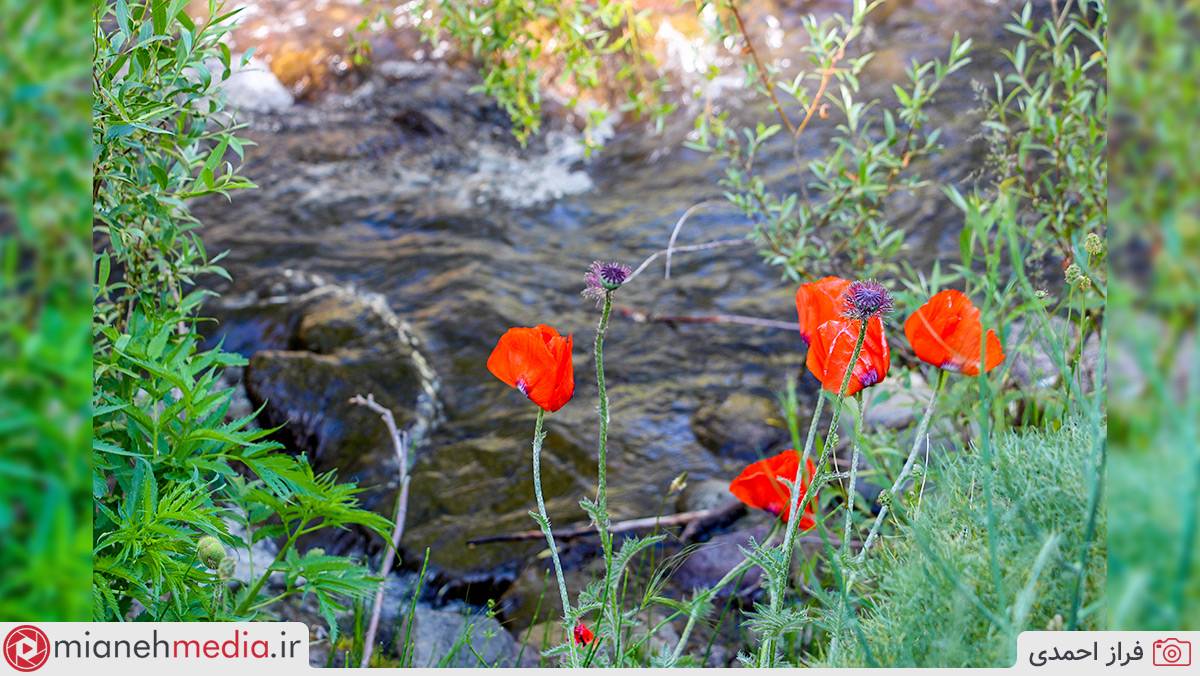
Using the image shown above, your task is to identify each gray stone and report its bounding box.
[400,607,520,667]
[691,392,790,462]
[862,372,933,430]
[676,478,739,514]
[674,526,768,596]
[220,57,294,113]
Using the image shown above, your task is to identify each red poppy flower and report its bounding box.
[573,622,595,646]
[795,276,852,345]
[904,290,1005,376]
[728,450,818,530]
[805,317,890,396]
[487,325,575,412]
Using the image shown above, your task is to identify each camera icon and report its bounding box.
[1153,638,1192,667]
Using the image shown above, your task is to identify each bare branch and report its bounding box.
[664,200,728,280]
[616,305,797,332]
[467,502,745,545]
[349,393,411,669]
[627,238,750,284]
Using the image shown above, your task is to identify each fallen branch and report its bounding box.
[350,393,411,669]
[664,200,729,280]
[616,305,798,332]
[468,502,746,545]
[627,238,750,284]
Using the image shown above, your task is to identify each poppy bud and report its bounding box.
[573,622,595,646]
[878,490,894,508]
[197,536,227,569]
[668,472,688,496]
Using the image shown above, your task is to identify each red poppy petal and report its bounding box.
[487,326,575,411]
[904,290,1005,375]
[806,318,889,395]
[796,276,851,345]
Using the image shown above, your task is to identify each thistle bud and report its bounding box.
[197,535,227,569]
[583,261,633,304]
[843,279,894,321]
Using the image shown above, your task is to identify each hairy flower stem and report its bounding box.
[759,319,868,667]
[593,290,618,659]
[530,408,579,667]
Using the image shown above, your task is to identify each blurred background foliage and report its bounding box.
[1107,0,1200,630]
[0,0,93,619]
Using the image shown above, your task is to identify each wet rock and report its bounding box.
[205,268,440,525]
[399,607,521,667]
[673,526,768,596]
[1007,318,1102,391]
[676,478,739,514]
[691,392,790,461]
[496,558,605,631]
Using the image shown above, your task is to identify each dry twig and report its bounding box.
[349,393,411,669]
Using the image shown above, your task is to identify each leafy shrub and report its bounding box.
[91,0,389,635]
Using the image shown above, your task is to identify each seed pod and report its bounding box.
[197,536,227,569]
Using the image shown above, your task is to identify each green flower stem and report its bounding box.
[829,369,946,666]
[593,290,619,659]
[856,369,946,561]
[671,522,782,663]
[760,317,868,667]
[841,393,868,558]
[234,519,305,617]
[529,408,579,667]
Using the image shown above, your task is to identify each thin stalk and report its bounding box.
[234,519,304,616]
[829,392,869,665]
[977,323,1006,616]
[530,408,578,667]
[857,369,946,560]
[841,393,867,558]
[760,318,868,667]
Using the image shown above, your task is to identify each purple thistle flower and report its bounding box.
[844,279,894,321]
[583,260,632,304]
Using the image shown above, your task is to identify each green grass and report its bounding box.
[832,419,1106,667]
